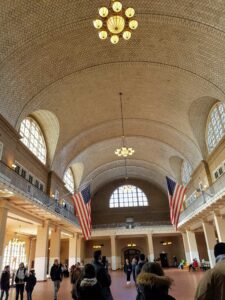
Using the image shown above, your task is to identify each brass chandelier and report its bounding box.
[115,92,135,157]
[93,0,138,44]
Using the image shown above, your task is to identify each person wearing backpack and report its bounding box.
[15,263,28,300]
[25,270,36,300]
[0,265,10,300]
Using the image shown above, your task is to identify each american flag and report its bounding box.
[166,176,186,229]
[72,185,92,240]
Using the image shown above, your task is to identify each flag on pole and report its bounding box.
[72,185,92,240]
[166,176,186,229]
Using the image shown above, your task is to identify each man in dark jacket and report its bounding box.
[135,254,146,278]
[50,259,63,300]
[92,250,113,300]
[0,265,10,300]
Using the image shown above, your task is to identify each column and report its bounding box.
[49,226,61,268]
[111,235,117,270]
[202,222,216,267]
[34,221,49,281]
[182,232,191,264]
[0,200,9,271]
[146,233,154,262]
[76,235,82,263]
[69,233,77,267]
[214,213,225,242]
[186,230,200,262]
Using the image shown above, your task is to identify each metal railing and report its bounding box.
[0,161,79,225]
[179,173,225,222]
[92,220,172,229]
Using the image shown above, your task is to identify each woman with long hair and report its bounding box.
[136,262,175,300]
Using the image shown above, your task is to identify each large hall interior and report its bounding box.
[1,1,225,300]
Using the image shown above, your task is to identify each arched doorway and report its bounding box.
[124,249,140,262]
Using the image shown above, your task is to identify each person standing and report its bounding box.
[92,250,113,300]
[195,242,225,300]
[136,262,175,300]
[102,256,109,273]
[50,259,63,300]
[15,263,28,300]
[131,256,138,283]
[135,254,146,278]
[25,270,36,300]
[73,264,104,300]
[124,258,132,285]
[0,265,10,300]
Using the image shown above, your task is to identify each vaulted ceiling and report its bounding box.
[1,0,225,193]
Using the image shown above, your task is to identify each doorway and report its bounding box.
[124,249,140,262]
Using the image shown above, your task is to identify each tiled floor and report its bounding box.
[7,269,204,300]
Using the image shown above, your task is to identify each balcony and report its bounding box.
[0,161,79,226]
[179,173,225,227]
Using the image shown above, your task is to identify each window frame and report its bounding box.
[19,117,47,165]
[206,102,225,153]
[63,168,75,194]
[109,185,149,208]
[181,160,192,185]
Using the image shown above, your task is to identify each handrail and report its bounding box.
[0,161,79,225]
[179,173,225,223]
[92,220,172,229]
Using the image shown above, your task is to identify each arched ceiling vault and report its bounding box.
[1,1,225,194]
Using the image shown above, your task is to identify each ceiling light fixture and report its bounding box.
[93,0,138,44]
[115,92,135,158]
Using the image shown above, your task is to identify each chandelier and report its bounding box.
[93,0,138,44]
[115,92,135,157]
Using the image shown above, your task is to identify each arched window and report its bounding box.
[109,185,148,208]
[20,117,47,164]
[206,102,225,153]
[3,238,27,271]
[181,161,192,185]
[63,168,75,194]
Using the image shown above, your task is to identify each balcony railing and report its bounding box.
[179,173,225,224]
[92,220,172,229]
[0,161,79,225]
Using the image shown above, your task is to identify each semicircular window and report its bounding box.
[20,117,47,164]
[109,185,148,208]
[181,160,192,185]
[207,102,225,153]
[63,168,75,194]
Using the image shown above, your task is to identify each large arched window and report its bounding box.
[109,185,148,208]
[20,117,47,164]
[3,238,27,271]
[206,102,225,153]
[63,168,75,194]
[181,160,192,185]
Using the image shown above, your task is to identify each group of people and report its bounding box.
[2,242,225,300]
[123,253,175,300]
[123,253,146,284]
[0,263,36,300]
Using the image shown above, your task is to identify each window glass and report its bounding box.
[63,168,74,194]
[181,161,192,185]
[207,103,225,152]
[109,185,149,208]
[3,239,27,271]
[20,117,46,164]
